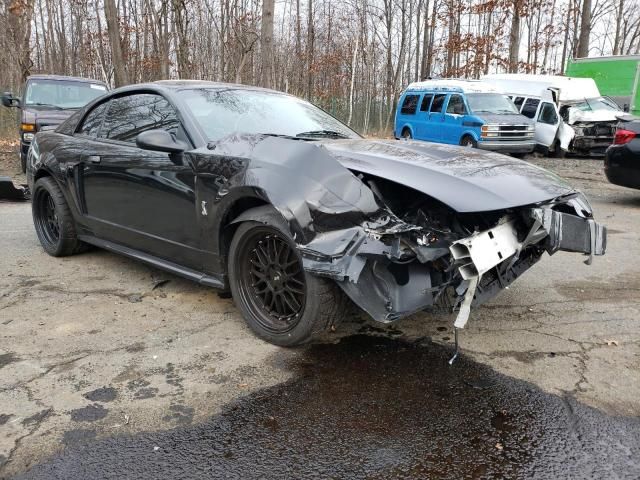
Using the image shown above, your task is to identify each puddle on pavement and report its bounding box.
[13,335,640,479]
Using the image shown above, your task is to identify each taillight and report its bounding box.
[614,129,636,145]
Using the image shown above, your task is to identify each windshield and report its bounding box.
[466,93,519,114]
[179,88,360,141]
[24,79,107,109]
[570,97,621,112]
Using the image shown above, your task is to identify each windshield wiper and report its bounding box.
[28,103,64,110]
[295,130,349,139]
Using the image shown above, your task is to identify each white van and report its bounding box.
[482,74,627,156]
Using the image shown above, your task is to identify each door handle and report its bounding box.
[87,155,101,164]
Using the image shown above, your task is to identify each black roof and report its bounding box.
[26,74,107,85]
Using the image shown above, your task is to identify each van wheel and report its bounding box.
[460,135,477,148]
[401,128,412,139]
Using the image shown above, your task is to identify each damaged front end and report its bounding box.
[561,106,621,156]
[298,188,606,332]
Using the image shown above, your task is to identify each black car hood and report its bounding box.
[322,139,574,213]
[22,108,76,129]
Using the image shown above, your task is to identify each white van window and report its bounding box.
[538,103,558,125]
[521,98,540,119]
[446,94,467,115]
[513,97,525,109]
[400,94,419,115]
[430,94,446,113]
[420,94,433,111]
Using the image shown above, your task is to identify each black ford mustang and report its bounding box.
[27,81,606,347]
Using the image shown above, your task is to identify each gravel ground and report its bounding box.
[1,146,639,479]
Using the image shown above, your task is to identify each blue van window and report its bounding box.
[420,94,433,111]
[401,94,419,115]
[446,94,467,114]
[430,94,446,113]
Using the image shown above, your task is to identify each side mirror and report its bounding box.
[136,129,187,154]
[623,104,629,113]
[1,92,19,108]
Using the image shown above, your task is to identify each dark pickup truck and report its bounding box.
[2,74,108,172]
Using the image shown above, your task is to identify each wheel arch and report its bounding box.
[218,198,283,271]
[460,131,479,144]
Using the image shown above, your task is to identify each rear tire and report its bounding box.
[228,211,346,346]
[460,135,477,148]
[32,177,87,257]
[401,128,412,139]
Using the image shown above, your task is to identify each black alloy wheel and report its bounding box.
[228,207,347,346]
[236,227,306,334]
[32,177,87,256]
[34,189,60,246]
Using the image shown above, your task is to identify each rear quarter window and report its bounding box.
[521,98,540,119]
[400,94,419,115]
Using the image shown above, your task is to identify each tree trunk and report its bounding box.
[508,1,521,73]
[577,0,592,57]
[260,0,275,88]
[104,0,129,86]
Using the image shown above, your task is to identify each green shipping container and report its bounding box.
[566,55,640,115]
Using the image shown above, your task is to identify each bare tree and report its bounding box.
[104,0,129,86]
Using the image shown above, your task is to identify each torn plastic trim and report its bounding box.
[448,219,521,329]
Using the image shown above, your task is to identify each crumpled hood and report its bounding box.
[566,107,625,124]
[22,108,76,129]
[322,139,575,213]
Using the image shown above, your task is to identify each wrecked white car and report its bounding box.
[483,74,628,156]
[27,82,606,353]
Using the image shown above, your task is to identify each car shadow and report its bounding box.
[14,335,640,480]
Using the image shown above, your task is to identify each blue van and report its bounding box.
[394,80,535,154]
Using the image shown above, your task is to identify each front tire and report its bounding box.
[32,177,86,256]
[228,214,345,346]
[460,135,477,148]
[401,128,412,139]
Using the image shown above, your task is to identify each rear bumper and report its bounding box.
[477,140,535,153]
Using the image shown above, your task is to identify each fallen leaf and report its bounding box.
[495,442,504,451]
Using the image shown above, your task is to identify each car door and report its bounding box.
[76,93,202,269]
[535,101,560,148]
[442,93,467,144]
[415,93,433,140]
[424,93,447,142]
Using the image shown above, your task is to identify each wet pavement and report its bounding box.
[15,335,640,479]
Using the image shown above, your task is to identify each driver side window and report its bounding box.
[99,94,183,144]
[446,94,467,115]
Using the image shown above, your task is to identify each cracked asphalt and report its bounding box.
[1,153,640,479]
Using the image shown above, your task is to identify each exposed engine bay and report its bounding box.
[298,173,606,333]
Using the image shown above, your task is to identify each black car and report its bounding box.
[2,75,108,172]
[27,81,606,347]
[605,119,640,190]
